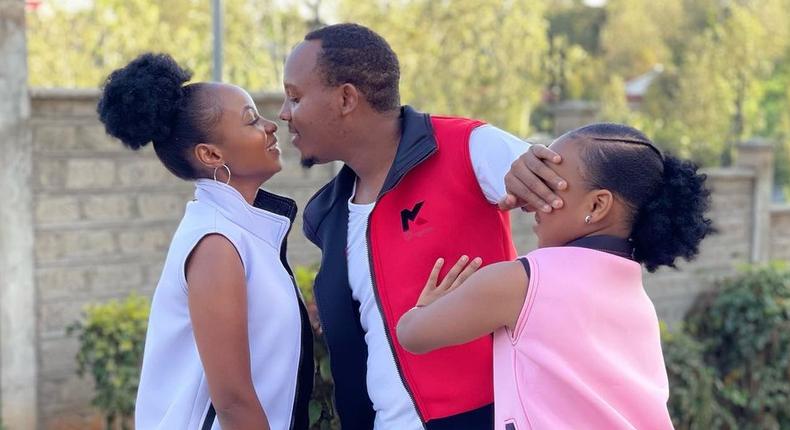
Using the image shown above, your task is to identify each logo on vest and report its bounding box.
[400,201,428,232]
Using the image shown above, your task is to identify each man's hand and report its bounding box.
[416,256,482,307]
[498,144,567,213]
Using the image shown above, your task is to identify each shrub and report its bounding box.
[686,263,790,430]
[295,265,341,430]
[67,293,150,430]
[661,322,736,429]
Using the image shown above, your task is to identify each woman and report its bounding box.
[97,53,313,430]
[398,123,713,429]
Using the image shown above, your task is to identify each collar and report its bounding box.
[565,235,635,260]
[378,105,437,196]
[338,105,437,195]
[194,179,296,249]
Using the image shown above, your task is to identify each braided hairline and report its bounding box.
[591,136,664,161]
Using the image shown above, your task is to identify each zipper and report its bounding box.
[364,147,436,426]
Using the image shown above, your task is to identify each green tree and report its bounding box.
[338,0,550,136]
[26,0,311,90]
[27,0,211,88]
[598,0,790,168]
[599,0,681,80]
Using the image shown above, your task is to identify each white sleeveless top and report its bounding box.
[135,179,304,430]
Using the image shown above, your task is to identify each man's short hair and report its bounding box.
[305,23,401,112]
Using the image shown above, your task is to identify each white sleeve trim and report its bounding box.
[469,124,531,204]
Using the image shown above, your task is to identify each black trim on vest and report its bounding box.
[425,403,494,429]
[302,106,439,429]
[306,167,375,429]
[254,189,314,430]
[565,235,635,260]
[517,257,531,278]
[254,188,298,221]
[379,106,437,196]
[201,404,216,430]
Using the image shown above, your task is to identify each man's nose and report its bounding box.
[278,102,290,121]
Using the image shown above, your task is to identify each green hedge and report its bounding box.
[294,265,341,430]
[661,322,736,429]
[684,263,790,429]
[67,293,149,430]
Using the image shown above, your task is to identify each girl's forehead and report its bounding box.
[549,136,587,182]
[548,135,579,156]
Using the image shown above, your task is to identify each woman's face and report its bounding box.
[209,84,282,183]
[532,136,600,248]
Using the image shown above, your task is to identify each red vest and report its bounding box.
[369,116,517,420]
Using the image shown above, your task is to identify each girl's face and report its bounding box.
[532,136,620,247]
[205,84,283,183]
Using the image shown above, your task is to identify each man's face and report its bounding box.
[279,40,341,167]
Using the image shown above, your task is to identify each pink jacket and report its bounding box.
[493,246,674,429]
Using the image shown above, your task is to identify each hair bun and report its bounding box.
[632,154,714,272]
[97,53,193,150]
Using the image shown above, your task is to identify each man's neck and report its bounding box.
[345,111,401,204]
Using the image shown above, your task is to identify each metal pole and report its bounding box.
[212,0,223,82]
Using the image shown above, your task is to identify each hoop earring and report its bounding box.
[584,215,592,224]
[213,164,231,185]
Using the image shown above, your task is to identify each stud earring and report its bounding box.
[584,215,592,224]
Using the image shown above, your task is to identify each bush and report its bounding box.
[661,323,736,429]
[67,293,150,430]
[295,265,341,430]
[686,263,790,430]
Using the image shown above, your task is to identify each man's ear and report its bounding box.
[587,189,614,223]
[193,143,225,170]
[339,83,359,116]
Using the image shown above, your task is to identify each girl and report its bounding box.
[397,123,713,429]
[97,53,313,430]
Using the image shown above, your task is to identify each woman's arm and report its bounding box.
[187,234,270,430]
[397,259,529,354]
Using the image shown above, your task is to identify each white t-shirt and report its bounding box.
[346,124,529,429]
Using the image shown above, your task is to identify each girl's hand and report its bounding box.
[416,255,482,307]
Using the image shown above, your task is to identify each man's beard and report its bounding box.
[300,156,318,168]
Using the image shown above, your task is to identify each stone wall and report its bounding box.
[29,89,337,429]
[772,205,790,261]
[14,90,790,428]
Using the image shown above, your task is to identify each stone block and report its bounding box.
[75,124,124,152]
[81,194,133,222]
[37,267,88,302]
[35,229,117,263]
[33,125,77,153]
[39,299,93,335]
[39,336,79,378]
[36,195,80,224]
[116,157,174,187]
[65,159,116,190]
[86,263,146,293]
[39,374,95,416]
[117,227,174,258]
[136,192,191,220]
[35,159,68,191]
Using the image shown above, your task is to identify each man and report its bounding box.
[279,23,564,430]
